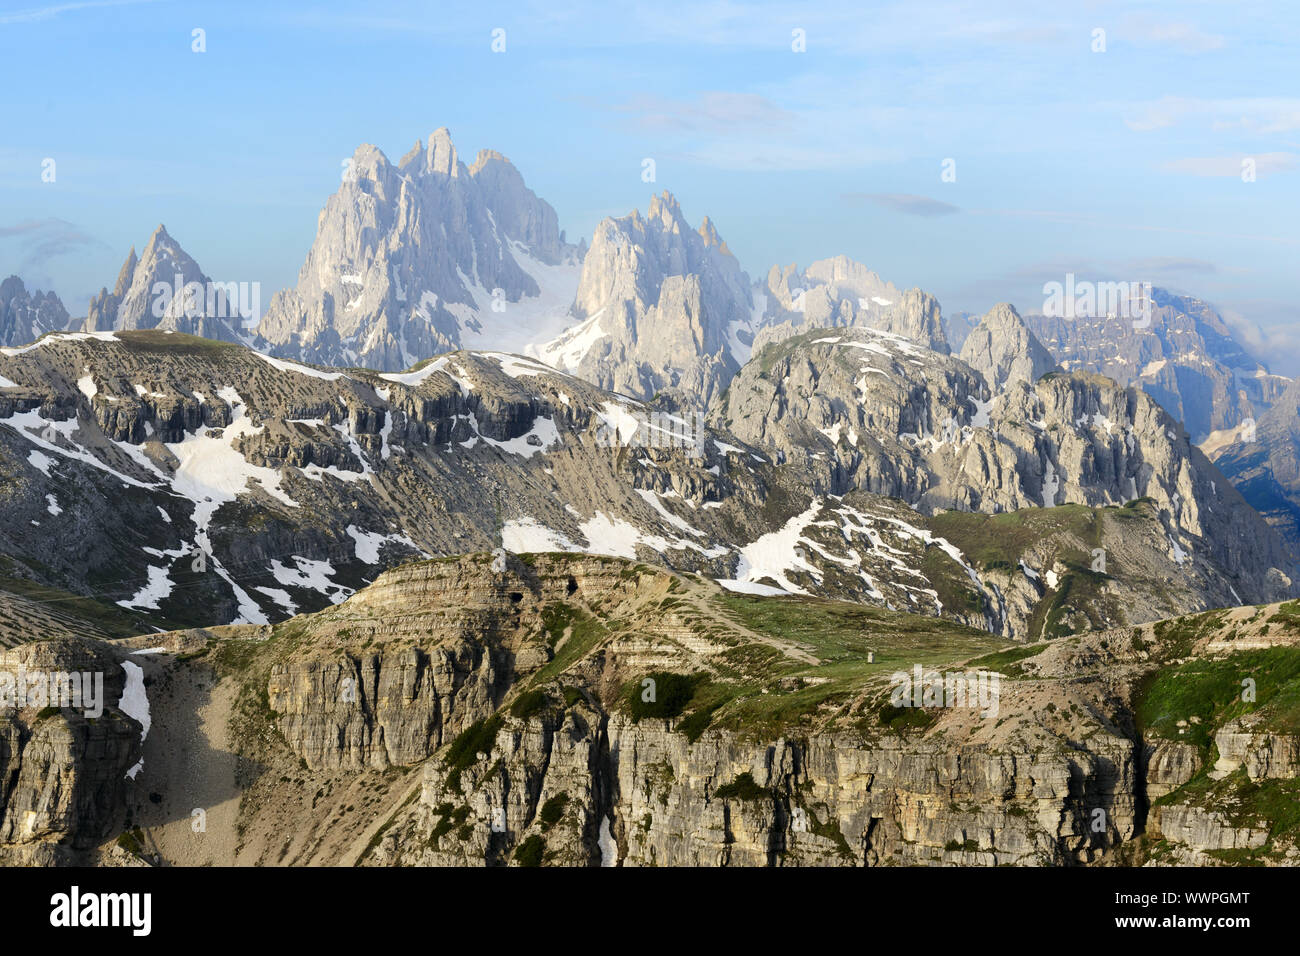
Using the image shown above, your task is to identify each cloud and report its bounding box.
[1118,15,1224,54]
[1217,301,1300,376]
[0,218,104,270]
[1120,257,1219,277]
[603,89,905,170]
[846,193,960,217]
[967,207,1300,245]
[1161,152,1297,178]
[1123,97,1300,134]
[0,0,162,26]
[612,92,796,135]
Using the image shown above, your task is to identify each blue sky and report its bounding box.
[2,0,1298,368]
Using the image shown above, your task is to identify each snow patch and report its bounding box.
[119,661,150,780]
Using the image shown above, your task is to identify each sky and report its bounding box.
[1,0,1298,369]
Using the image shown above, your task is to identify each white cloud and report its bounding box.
[0,0,161,26]
[1119,14,1225,54]
[1124,97,1300,134]
[1161,152,1297,178]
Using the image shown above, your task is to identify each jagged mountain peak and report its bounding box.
[257,126,583,372]
[647,189,686,225]
[959,301,1058,390]
[716,323,1297,621]
[423,126,460,176]
[535,192,753,406]
[0,275,71,349]
[468,147,513,174]
[750,258,947,356]
[80,228,254,346]
[697,214,732,256]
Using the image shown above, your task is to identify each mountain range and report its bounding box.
[3,125,1300,867]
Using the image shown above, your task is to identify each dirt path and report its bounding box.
[676,576,821,665]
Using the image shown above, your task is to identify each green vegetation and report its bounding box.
[514,834,546,867]
[675,701,725,742]
[1149,610,1230,660]
[529,605,608,684]
[0,557,148,643]
[1032,562,1113,640]
[538,794,569,832]
[1138,647,1300,751]
[805,808,856,861]
[876,701,936,732]
[1158,769,1300,861]
[627,671,700,721]
[685,591,1004,737]
[115,828,146,857]
[115,329,241,357]
[429,803,471,843]
[965,644,1044,677]
[926,505,1127,640]
[443,715,504,792]
[927,504,1103,574]
[714,772,767,801]
[1267,600,1300,630]
[920,547,984,615]
[509,688,553,721]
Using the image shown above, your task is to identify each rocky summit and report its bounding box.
[256,129,584,372]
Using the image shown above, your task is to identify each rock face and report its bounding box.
[753,257,947,356]
[386,713,1134,867]
[2,553,1299,867]
[330,560,1292,868]
[244,556,1137,867]
[81,225,255,344]
[256,128,583,371]
[1211,715,1300,781]
[2,329,1285,645]
[0,638,141,865]
[1020,287,1300,564]
[1212,377,1300,557]
[0,276,70,348]
[715,325,1297,609]
[958,302,1058,390]
[1024,288,1286,445]
[1145,740,1200,801]
[534,191,753,408]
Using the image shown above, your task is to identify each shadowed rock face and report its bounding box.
[3,329,1288,648]
[1014,288,1300,564]
[0,638,141,865]
[0,276,70,350]
[219,557,1300,867]
[1213,375,1300,557]
[256,128,584,372]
